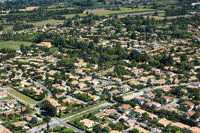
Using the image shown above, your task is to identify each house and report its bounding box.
[161,96,172,103]
[158,118,172,127]
[145,101,161,108]
[134,108,158,120]
[71,80,79,85]
[36,42,52,48]
[80,119,94,128]
[46,98,61,107]
[165,107,179,112]
[133,96,145,104]
[74,69,83,74]
[171,122,191,129]
[104,109,118,115]
[161,87,172,93]
[187,85,198,91]
[144,92,155,99]
[119,84,131,92]
[181,88,188,93]
[78,82,87,89]
[5,99,18,108]
[108,90,120,96]
[94,112,106,119]
[11,121,28,127]
[180,101,195,111]
[0,125,12,133]
[126,119,135,127]
[110,130,120,133]
[189,127,200,133]
[132,125,149,133]
[0,93,7,99]
[117,104,132,112]
[91,79,99,86]
[185,110,196,118]
[89,94,100,101]
[151,67,161,74]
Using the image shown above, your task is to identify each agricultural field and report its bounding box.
[19,6,39,11]
[63,8,154,18]
[30,19,64,27]
[0,41,33,50]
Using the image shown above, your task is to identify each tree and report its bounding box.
[40,100,57,117]
[30,117,38,124]
[93,36,99,43]
[0,24,3,31]
[34,34,45,43]
[129,128,139,133]
[142,112,149,121]
[130,31,137,39]
[153,11,158,16]
[59,109,62,118]
[43,116,51,130]
[93,124,102,133]
[57,58,75,71]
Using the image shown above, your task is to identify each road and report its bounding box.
[28,102,112,133]
[28,117,85,133]
[63,102,113,121]
[123,83,189,101]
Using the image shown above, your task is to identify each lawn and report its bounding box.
[0,41,33,50]
[7,88,37,104]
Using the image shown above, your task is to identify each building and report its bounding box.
[80,119,94,128]
[133,96,145,104]
[0,125,12,133]
[36,42,52,48]
[119,84,131,92]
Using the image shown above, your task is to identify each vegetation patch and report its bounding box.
[0,41,33,50]
[7,88,38,104]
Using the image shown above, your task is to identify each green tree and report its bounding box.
[43,116,51,130]
[129,128,139,133]
[130,31,137,39]
[40,100,57,117]
[0,24,3,31]
[30,117,38,124]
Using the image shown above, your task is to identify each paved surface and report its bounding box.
[63,102,113,121]
[28,117,85,133]
[28,102,112,133]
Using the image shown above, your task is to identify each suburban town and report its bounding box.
[0,0,200,133]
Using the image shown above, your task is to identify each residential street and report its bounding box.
[28,102,113,133]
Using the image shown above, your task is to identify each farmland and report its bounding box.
[30,19,65,27]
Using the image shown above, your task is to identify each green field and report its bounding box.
[0,41,33,50]
[7,88,37,104]
[63,8,154,18]
[29,8,154,26]
[30,19,65,27]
